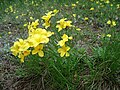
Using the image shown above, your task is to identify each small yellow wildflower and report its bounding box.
[24,23,27,27]
[105,0,110,4]
[30,17,34,20]
[16,16,18,19]
[90,7,94,10]
[106,34,111,37]
[84,17,89,21]
[72,4,76,7]
[76,1,79,4]
[107,20,111,25]
[73,14,76,17]
[112,21,116,26]
[76,28,81,31]
[58,45,70,57]
[8,32,11,34]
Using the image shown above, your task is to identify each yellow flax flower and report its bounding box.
[58,45,70,57]
[84,17,88,21]
[106,34,111,37]
[90,7,94,10]
[32,44,44,57]
[56,18,72,32]
[58,34,72,46]
[112,21,116,26]
[107,20,111,25]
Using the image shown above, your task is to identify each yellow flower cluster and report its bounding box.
[11,20,54,62]
[11,9,74,62]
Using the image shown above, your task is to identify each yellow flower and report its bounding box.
[90,7,94,10]
[76,1,79,4]
[41,11,53,22]
[30,16,34,20]
[84,17,89,21]
[73,14,76,17]
[76,28,81,31]
[107,20,116,27]
[9,5,13,12]
[8,32,11,34]
[107,20,111,25]
[58,45,70,57]
[72,4,76,7]
[112,21,116,26]
[105,0,110,4]
[58,34,72,46]
[56,18,72,32]
[62,34,72,41]
[106,34,111,37]
[16,16,18,19]
[32,44,44,57]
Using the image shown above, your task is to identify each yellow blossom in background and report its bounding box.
[112,21,116,26]
[24,23,28,27]
[107,20,111,25]
[73,14,76,17]
[8,32,11,34]
[72,4,76,7]
[65,4,68,7]
[76,28,81,31]
[32,44,44,57]
[117,4,120,9]
[84,17,89,21]
[16,16,18,19]
[30,16,34,20]
[105,0,110,4]
[76,1,79,4]
[9,5,13,12]
[106,34,111,37]
[58,45,70,57]
[90,7,94,10]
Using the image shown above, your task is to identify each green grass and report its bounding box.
[0,0,120,90]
